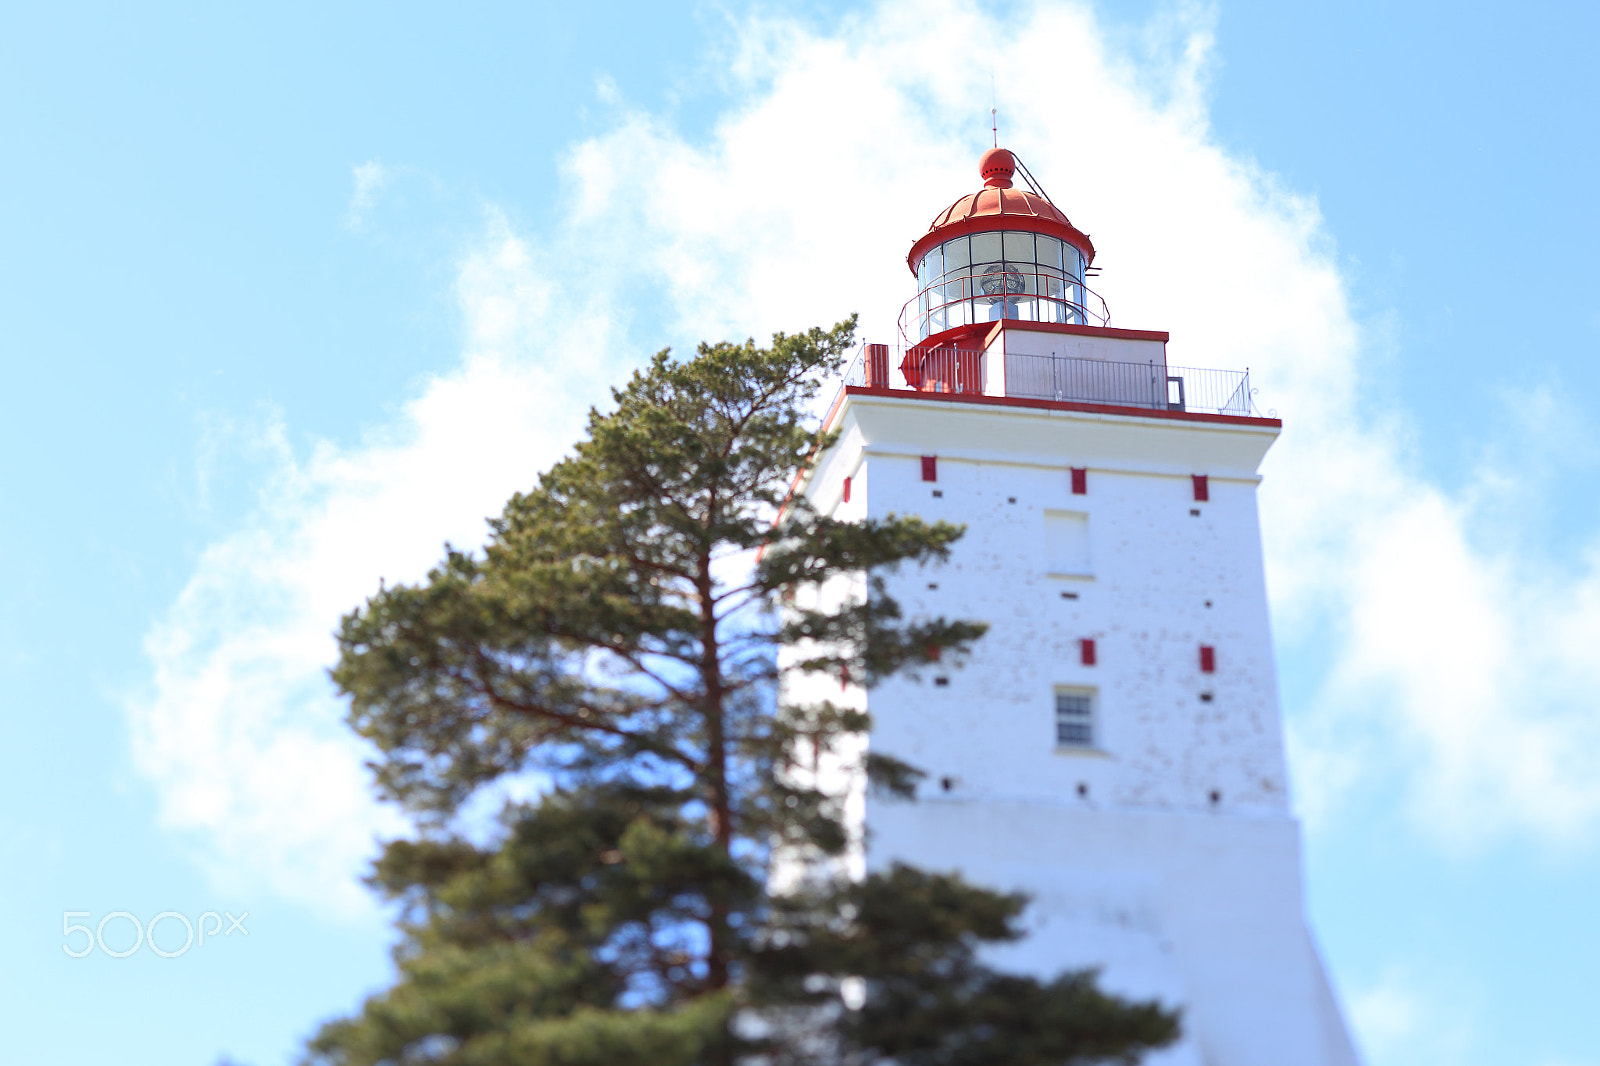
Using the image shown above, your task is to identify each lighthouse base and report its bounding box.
[865,799,1361,1066]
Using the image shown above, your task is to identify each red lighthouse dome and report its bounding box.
[903,149,1103,343]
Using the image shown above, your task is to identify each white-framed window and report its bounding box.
[1054,688,1096,748]
[1043,510,1091,576]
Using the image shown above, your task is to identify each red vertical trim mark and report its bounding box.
[1192,474,1209,502]
[1199,645,1215,674]
[1070,467,1087,495]
[865,343,890,387]
[842,476,852,503]
[921,455,938,482]
[1080,638,1096,666]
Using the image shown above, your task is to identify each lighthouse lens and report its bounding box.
[979,263,1024,298]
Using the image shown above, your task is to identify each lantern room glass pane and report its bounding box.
[942,236,969,270]
[909,231,1112,337]
[971,231,1002,269]
[1003,231,1034,264]
[1036,235,1062,271]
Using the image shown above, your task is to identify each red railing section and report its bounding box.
[827,344,1261,425]
[859,343,985,394]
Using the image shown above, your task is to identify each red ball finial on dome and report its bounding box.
[979,147,1016,189]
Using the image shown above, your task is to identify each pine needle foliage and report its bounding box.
[304,319,1180,1066]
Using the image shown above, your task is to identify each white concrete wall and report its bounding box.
[989,326,1171,407]
[800,392,1359,1066]
[775,561,871,886]
[991,326,1167,366]
[866,802,1354,1066]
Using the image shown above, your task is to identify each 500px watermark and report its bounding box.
[62,910,248,958]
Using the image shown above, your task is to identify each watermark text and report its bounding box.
[62,910,248,958]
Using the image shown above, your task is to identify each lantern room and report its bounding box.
[835,146,1257,419]
[903,148,1106,344]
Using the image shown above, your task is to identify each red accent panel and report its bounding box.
[1080,638,1096,666]
[842,476,852,503]
[921,455,938,482]
[1192,475,1210,502]
[1070,467,1087,495]
[1199,645,1216,674]
[865,343,891,388]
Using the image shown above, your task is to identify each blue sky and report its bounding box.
[2,2,1598,1064]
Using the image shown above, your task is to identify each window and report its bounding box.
[1055,689,1095,747]
[1064,245,1083,279]
[971,231,1003,265]
[921,455,938,482]
[912,230,1090,340]
[1002,230,1034,263]
[1036,234,1062,271]
[1070,467,1087,495]
[1044,510,1090,575]
[1192,474,1209,502]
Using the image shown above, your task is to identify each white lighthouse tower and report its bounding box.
[799,148,1360,1066]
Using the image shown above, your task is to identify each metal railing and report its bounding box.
[898,266,1112,345]
[1004,352,1254,415]
[824,344,1259,422]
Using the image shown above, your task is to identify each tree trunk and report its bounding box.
[698,548,735,1066]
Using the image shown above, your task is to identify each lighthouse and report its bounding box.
[798,149,1361,1066]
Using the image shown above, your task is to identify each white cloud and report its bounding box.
[133,0,1600,914]
[345,159,389,229]
[1348,969,1424,1061]
[130,212,631,913]
[1347,967,1476,1066]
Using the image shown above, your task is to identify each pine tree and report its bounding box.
[305,318,1179,1066]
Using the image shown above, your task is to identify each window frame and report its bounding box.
[1053,686,1098,750]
